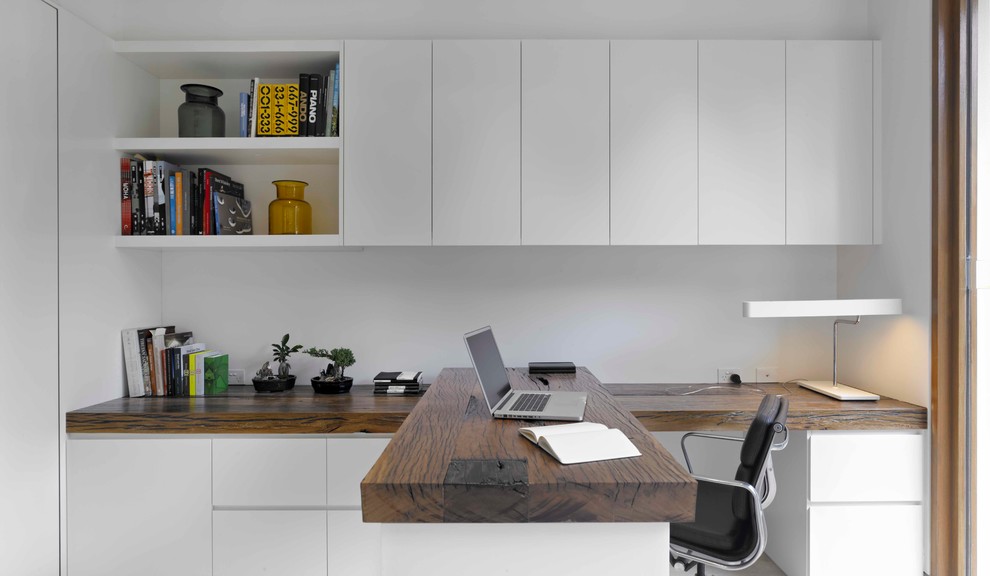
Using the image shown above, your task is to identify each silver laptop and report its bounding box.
[464,326,587,421]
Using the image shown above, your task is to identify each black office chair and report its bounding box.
[669,394,789,575]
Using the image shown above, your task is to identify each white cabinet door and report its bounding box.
[809,505,922,576]
[610,40,698,245]
[699,41,785,245]
[786,41,874,245]
[809,432,923,503]
[328,437,390,508]
[521,40,610,245]
[343,40,432,246]
[433,40,521,245]
[1,2,57,574]
[329,510,381,576]
[214,510,328,576]
[67,439,212,576]
[214,438,327,507]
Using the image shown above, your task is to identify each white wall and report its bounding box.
[54,0,870,41]
[838,0,931,571]
[0,1,58,574]
[57,8,164,575]
[164,247,838,385]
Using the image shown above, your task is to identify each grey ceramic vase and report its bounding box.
[178,84,225,137]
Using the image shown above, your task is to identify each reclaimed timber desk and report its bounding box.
[65,376,926,576]
[360,367,695,576]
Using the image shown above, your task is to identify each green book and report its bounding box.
[203,353,229,395]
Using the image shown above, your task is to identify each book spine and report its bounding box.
[239,92,248,137]
[145,336,158,396]
[324,70,334,137]
[307,74,320,136]
[169,175,177,235]
[313,73,327,137]
[298,74,310,137]
[248,77,259,137]
[256,83,272,136]
[130,159,143,235]
[143,161,157,235]
[121,330,144,397]
[120,158,132,235]
[155,162,167,235]
[331,62,340,137]
[202,171,213,235]
[175,172,184,235]
[183,171,193,235]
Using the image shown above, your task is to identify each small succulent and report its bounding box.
[271,334,303,378]
[255,361,274,380]
[304,347,356,381]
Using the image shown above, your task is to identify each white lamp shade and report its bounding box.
[743,298,902,318]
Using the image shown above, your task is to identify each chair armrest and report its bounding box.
[680,432,744,474]
[690,474,762,505]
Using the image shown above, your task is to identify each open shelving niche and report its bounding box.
[114,40,345,248]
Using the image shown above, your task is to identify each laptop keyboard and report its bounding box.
[510,393,550,413]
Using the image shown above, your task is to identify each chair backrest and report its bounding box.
[732,394,788,517]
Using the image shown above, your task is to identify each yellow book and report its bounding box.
[255,83,300,136]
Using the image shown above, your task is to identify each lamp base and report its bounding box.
[797,380,880,401]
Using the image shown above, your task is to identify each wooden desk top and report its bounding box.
[65,377,926,434]
[360,367,696,523]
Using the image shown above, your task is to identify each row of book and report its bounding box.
[119,158,253,236]
[373,371,424,395]
[121,326,229,397]
[241,65,341,137]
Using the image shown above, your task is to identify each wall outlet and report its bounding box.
[756,366,779,383]
[228,369,245,385]
[717,368,743,384]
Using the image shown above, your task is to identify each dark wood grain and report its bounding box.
[606,383,928,431]
[65,386,423,434]
[360,367,697,524]
[65,380,927,434]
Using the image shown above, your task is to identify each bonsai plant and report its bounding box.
[304,346,356,394]
[252,333,303,392]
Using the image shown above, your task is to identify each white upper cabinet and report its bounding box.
[610,40,699,245]
[522,40,610,245]
[699,41,786,245]
[433,40,521,245]
[343,40,432,246]
[786,41,875,245]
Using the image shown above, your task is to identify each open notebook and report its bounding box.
[519,422,642,465]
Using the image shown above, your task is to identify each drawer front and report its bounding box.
[214,510,327,576]
[809,504,922,575]
[328,437,390,508]
[809,432,922,502]
[329,509,381,575]
[214,438,327,507]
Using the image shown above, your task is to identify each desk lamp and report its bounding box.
[742,298,902,401]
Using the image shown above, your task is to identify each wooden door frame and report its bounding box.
[932,0,977,574]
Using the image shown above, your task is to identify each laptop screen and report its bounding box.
[464,327,511,412]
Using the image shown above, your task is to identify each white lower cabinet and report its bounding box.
[765,430,924,576]
[214,510,328,576]
[329,510,382,575]
[66,438,212,576]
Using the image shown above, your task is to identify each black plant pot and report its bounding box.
[311,376,353,394]
[252,375,296,392]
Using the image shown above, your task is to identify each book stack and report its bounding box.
[243,62,340,138]
[121,326,229,397]
[373,371,424,395]
[119,160,252,236]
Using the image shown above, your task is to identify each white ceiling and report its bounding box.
[49,0,871,41]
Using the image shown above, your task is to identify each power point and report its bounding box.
[228,369,245,385]
[717,368,742,384]
[756,367,779,383]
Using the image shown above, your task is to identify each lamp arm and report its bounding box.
[832,316,861,387]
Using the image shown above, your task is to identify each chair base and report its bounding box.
[670,553,707,575]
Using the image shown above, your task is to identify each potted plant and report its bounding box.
[304,346,356,394]
[252,333,303,392]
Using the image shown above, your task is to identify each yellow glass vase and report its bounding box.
[268,180,312,235]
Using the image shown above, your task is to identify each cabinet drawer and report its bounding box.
[329,509,381,575]
[809,432,922,502]
[214,510,327,576]
[214,438,327,507]
[809,504,922,575]
[328,437,390,508]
